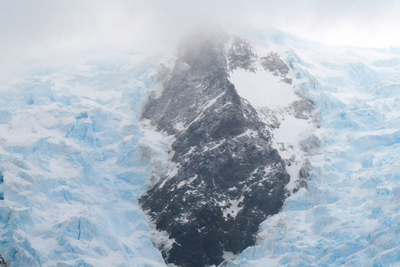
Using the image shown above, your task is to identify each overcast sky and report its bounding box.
[1,0,400,72]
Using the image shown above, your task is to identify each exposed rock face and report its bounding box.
[0,255,7,267]
[227,35,258,73]
[286,98,316,120]
[261,52,292,84]
[261,52,289,76]
[226,36,292,85]
[140,31,290,267]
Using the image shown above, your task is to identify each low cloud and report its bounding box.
[1,0,399,74]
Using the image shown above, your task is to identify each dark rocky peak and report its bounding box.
[140,31,290,267]
[227,35,258,72]
[174,28,230,76]
[142,28,233,136]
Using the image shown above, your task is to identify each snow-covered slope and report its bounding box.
[0,56,169,266]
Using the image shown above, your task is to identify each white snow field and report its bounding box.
[0,55,169,267]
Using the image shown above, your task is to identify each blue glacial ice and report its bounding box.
[0,55,168,267]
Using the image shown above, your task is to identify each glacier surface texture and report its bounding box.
[0,56,169,266]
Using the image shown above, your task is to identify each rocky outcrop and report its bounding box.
[261,52,292,84]
[140,31,290,267]
[227,35,258,73]
[0,255,8,267]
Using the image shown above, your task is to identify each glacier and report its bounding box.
[1,28,400,267]
[0,55,169,266]
[224,30,400,267]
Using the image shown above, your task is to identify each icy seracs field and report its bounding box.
[225,31,400,266]
[0,56,170,266]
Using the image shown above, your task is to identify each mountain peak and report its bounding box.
[140,32,297,267]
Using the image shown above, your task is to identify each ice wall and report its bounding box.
[0,56,168,267]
